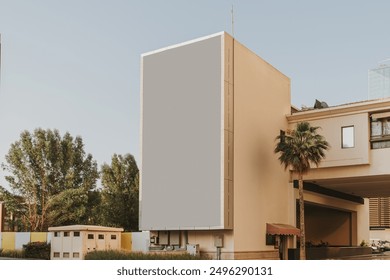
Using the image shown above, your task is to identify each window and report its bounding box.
[73,231,80,237]
[88,234,94,240]
[98,234,104,240]
[63,252,70,258]
[73,252,80,258]
[64,232,70,237]
[342,126,354,148]
[111,235,117,240]
[53,252,60,258]
[54,232,59,237]
[371,113,390,149]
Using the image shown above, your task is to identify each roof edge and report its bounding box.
[141,31,226,57]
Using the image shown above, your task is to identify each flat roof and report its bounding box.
[48,225,124,232]
[289,97,390,121]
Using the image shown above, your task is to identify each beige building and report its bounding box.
[140,32,390,259]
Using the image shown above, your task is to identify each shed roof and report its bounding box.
[48,225,124,232]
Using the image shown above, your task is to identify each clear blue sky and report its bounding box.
[1,0,390,187]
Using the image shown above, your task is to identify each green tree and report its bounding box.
[100,154,139,231]
[274,122,329,260]
[0,128,99,231]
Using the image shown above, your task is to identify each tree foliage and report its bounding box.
[274,122,329,260]
[0,128,99,231]
[100,153,139,231]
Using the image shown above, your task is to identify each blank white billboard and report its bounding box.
[140,33,225,230]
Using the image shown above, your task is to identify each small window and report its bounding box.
[53,252,60,258]
[342,126,354,148]
[98,234,104,240]
[64,232,70,237]
[111,235,117,240]
[54,232,59,237]
[88,234,94,240]
[73,231,80,237]
[63,252,70,258]
[73,252,80,258]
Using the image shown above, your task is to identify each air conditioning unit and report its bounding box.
[186,244,200,256]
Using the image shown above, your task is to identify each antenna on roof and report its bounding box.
[231,5,235,37]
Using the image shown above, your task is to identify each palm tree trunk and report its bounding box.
[298,174,306,260]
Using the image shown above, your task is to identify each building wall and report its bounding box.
[302,190,369,246]
[288,100,390,180]
[187,230,234,259]
[232,38,292,254]
[288,113,370,168]
[305,203,352,246]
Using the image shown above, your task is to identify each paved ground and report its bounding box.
[2,252,390,260]
[333,251,390,260]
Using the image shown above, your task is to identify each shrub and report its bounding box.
[23,242,51,260]
[0,249,25,259]
[85,250,206,260]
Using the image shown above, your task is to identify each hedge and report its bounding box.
[85,250,206,260]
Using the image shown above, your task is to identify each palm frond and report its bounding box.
[275,122,329,174]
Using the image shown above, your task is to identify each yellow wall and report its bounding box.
[232,36,292,253]
[30,232,47,243]
[121,233,132,251]
[2,232,15,250]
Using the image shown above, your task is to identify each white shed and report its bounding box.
[48,225,123,260]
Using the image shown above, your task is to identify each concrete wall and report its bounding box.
[232,37,292,255]
[131,231,150,252]
[187,230,234,259]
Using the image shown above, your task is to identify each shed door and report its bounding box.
[96,233,106,250]
[86,233,96,252]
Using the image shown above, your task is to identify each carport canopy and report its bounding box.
[266,223,300,236]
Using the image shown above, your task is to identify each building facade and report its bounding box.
[140,32,390,259]
[369,63,390,99]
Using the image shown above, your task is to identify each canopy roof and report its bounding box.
[266,223,300,236]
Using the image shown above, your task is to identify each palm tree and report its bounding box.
[274,122,329,260]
